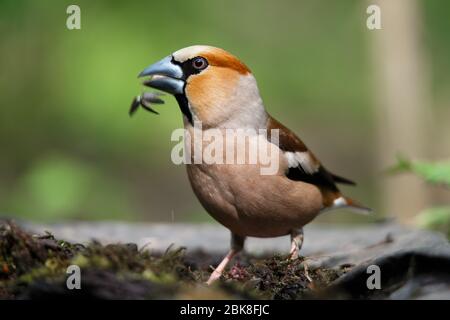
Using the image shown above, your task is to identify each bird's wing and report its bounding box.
[267,116,355,205]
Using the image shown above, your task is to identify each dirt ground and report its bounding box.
[0,221,351,299]
[2,220,449,299]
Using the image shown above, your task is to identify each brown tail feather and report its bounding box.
[320,195,372,215]
[343,196,372,215]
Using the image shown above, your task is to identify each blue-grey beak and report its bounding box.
[138,56,184,95]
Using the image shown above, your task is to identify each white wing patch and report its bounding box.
[284,151,319,174]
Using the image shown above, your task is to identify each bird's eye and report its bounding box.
[192,57,208,70]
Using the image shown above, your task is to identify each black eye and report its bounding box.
[192,57,208,70]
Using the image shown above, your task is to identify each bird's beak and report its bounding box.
[138,56,184,95]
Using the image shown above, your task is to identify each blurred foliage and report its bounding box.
[389,156,450,187]
[416,207,450,239]
[0,0,449,222]
[7,154,134,220]
[390,156,450,238]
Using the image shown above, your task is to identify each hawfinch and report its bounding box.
[135,45,371,284]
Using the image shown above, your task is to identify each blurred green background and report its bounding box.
[0,0,449,224]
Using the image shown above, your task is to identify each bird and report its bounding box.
[135,45,371,285]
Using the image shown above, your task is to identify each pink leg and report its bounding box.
[206,233,245,285]
[289,228,304,259]
[289,228,312,282]
[206,249,237,285]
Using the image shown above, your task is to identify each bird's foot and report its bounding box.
[288,253,313,283]
[205,234,245,285]
[206,268,222,285]
[289,228,304,260]
[289,247,300,260]
[302,260,313,282]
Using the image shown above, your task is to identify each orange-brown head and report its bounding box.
[139,46,267,128]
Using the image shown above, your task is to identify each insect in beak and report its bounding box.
[129,92,165,116]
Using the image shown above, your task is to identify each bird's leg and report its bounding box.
[289,228,312,282]
[206,233,245,285]
[289,228,304,259]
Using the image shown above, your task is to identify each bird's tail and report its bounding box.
[342,196,372,215]
[323,195,373,215]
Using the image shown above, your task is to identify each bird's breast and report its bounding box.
[183,127,323,237]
